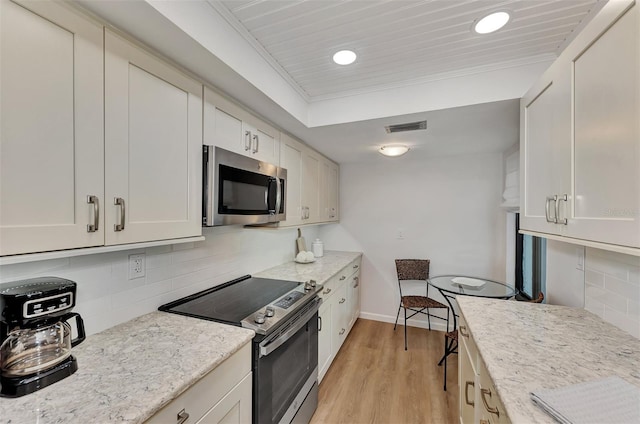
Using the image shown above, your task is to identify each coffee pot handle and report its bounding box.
[61,312,86,347]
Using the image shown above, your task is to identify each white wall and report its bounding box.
[318,152,507,331]
[0,225,318,336]
[545,241,640,338]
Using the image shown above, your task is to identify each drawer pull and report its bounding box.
[177,409,189,424]
[114,197,125,232]
[339,328,345,335]
[87,195,99,232]
[353,276,359,288]
[465,381,475,406]
[353,264,359,269]
[481,388,500,417]
[459,325,469,338]
[339,298,346,304]
[322,288,332,295]
[340,275,346,280]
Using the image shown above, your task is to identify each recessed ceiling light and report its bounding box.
[379,145,409,157]
[333,50,357,65]
[474,11,510,34]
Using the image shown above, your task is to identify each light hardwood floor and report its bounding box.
[311,319,459,424]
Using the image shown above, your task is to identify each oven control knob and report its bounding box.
[265,306,275,317]
[254,313,266,324]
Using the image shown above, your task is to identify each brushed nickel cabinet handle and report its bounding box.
[546,195,558,223]
[322,288,332,295]
[459,325,469,338]
[340,275,346,281]
[481,388,500,416]
[176,409,189,424]
[244,130,252,151]
[87,195,99,232]
[353,276,359,288]
[339,328,345,335]
[114,197,125,232]
[252,134,259,153]
[339,298,346,304]
[318,316,322,331]
[465,381,475,406]
[353,264,359,269]
[556,194,568,225]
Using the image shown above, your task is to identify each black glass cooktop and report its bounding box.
[159,276,299,325]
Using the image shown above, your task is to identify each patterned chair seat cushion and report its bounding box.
[401,295,447,310]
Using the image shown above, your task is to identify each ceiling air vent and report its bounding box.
[384,120,427,134]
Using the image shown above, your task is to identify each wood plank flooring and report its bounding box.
[310,319,459,424]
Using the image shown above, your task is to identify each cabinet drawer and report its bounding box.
[147,343,251,424]
[318,276,338,300]
[347,257,361,276]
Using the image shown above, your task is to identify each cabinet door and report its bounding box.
[318,299,333,383]
[520,62,571,236]
[348,272,360,329]
[459,342,475,424]
[197,373,252,424]
[104,30,202,245]
[327,161,339,221]
[567,2,640,248]
[243,120,280,165]
[0,0,104,256]
[332,283,349,352]
[279,133,304,226]
[302,150,322,223]
[204,87,244,154]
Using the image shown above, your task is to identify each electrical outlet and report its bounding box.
[129,254,146,279]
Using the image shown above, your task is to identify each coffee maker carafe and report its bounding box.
[0,277,86,397]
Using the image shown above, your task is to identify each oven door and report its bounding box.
[254,298,320,424]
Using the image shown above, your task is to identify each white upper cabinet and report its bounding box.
[0,0,104,256]
[322,159,340,222]
[204,87,280,165]
[279,133,304,226]
[520,0,639,252]
[279,133,339,226]
[566,1,639,247]
[104,30,202,245]
[520,62,571,236]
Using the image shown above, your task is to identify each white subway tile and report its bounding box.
[586,283,627,313]
[584,269,605,287]
[605,275,640,303]
[584,297,605,318]
[0,258,70,281]
[146,252,173,270]
[628,300,640,318]
[629,269,640,285]
[585,250,628,280]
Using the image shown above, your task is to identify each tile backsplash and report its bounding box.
[0,225,318,336]
[584,248,640,338]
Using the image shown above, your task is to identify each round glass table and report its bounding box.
[427,275,517,332]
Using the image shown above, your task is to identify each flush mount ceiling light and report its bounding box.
[474,11,510,34]
[378,145,409,157]
[333,50,357,65]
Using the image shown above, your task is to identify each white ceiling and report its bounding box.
[211,0,603,100]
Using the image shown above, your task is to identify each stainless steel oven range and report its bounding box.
[159,275,321,424]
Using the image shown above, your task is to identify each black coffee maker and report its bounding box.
[0,277,86,397]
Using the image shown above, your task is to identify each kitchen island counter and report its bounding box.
[458,296,640,423]
[0,311,254,424]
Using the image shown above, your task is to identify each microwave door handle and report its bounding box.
[275,175,282,214]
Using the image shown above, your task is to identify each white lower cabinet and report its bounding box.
[459,314,509,424]
[147,343,251,424]
[317,256,361,383]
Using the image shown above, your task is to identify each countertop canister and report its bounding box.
[312,239,324,258]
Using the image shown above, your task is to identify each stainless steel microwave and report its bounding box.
[203,146,286,226]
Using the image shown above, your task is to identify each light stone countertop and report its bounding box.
[254,250,362,283]
[457,296,640,423]
[0,311,254,424]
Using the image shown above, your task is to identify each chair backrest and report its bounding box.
[530,292,544,303]
[395,259,429,293]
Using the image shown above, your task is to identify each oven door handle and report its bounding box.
[259,298,322,358]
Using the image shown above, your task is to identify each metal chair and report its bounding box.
[393,259,449,350]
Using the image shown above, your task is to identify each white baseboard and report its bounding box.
[359,311,450,333]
